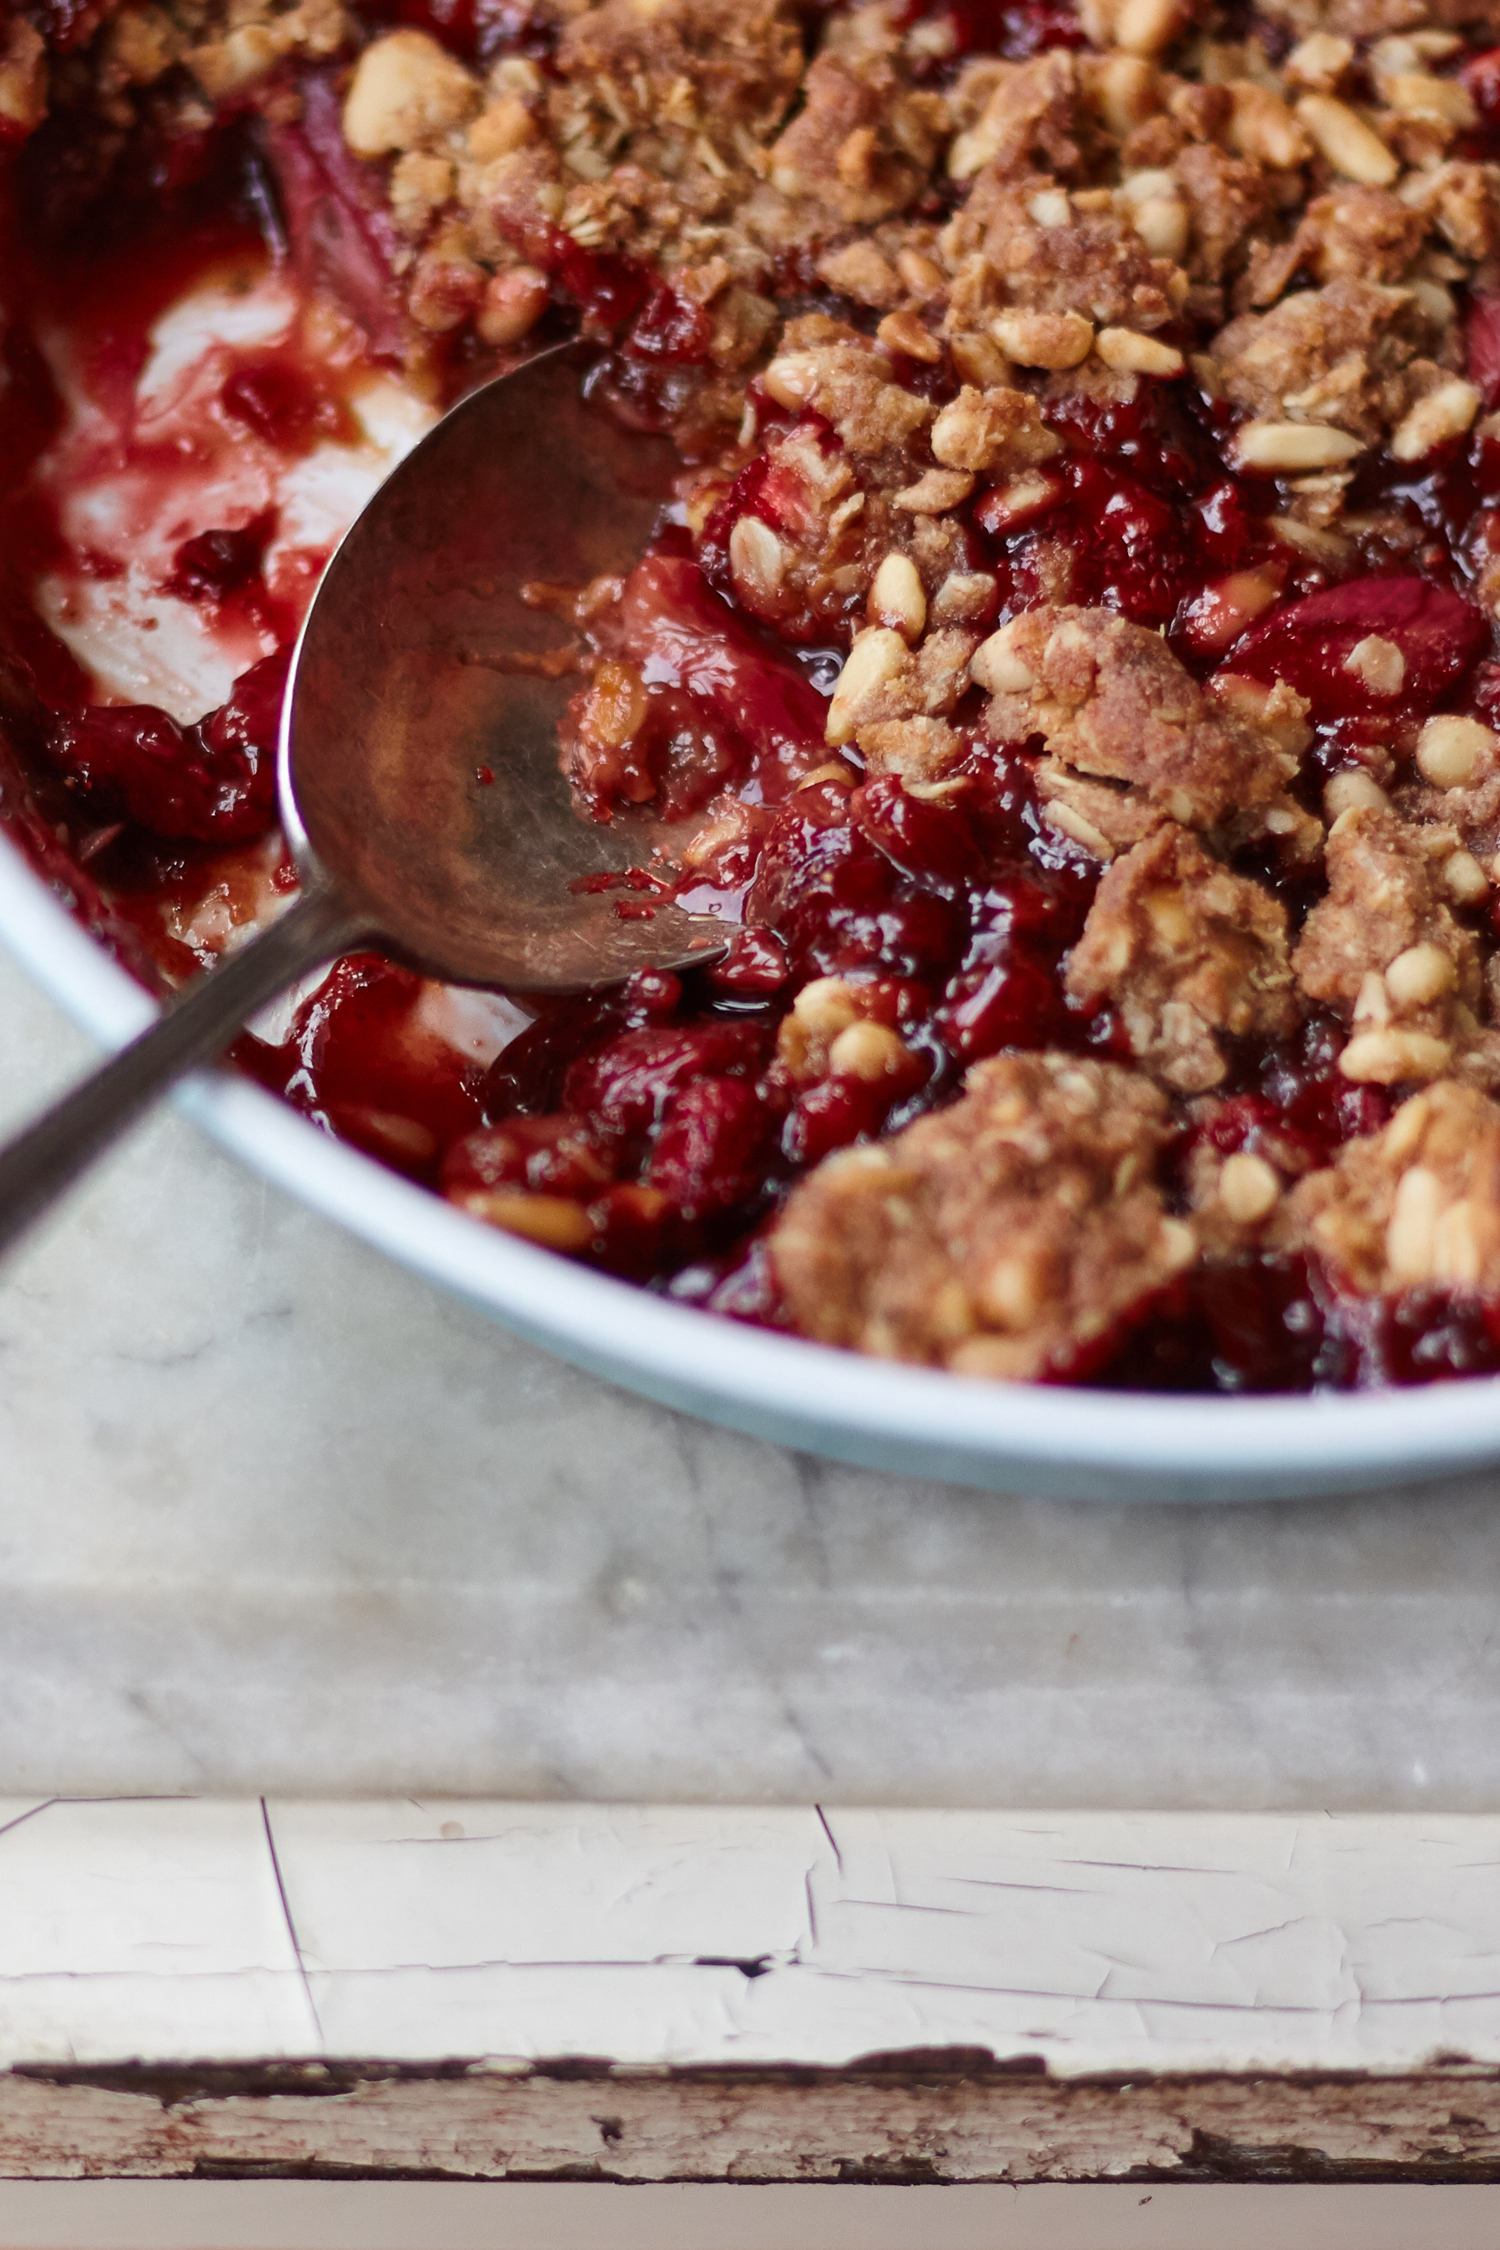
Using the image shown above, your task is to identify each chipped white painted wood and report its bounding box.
[0,1797,1494,2078]
[0,1794,1495,2187]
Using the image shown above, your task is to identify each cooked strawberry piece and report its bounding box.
[1229,577,1487,720]
[563,1019,769,1134]
[1468,293,1500,410]
[260,72,407,360]
[45,647,290,845]
[614,553,828,797]
[648,1075,773,1213]
[441,1113,618,1199]
[849,775,984,901]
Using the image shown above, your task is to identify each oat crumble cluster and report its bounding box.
[17,0,1500,1388]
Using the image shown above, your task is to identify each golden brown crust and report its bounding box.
[1065,824,1298,1094]
[770,1052,1193,1379]
[1273,1081,1500,1294]
[1211,277,1455,447]
[1293,805,1485,1084]
[971,605,1310,857]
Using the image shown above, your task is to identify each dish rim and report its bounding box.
[3,827,1497,1500]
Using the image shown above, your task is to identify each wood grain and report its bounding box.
[3,2063,1500,2184]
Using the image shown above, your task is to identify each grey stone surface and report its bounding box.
[3,945,1500,1807]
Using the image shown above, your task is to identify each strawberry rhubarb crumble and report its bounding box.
[8,0,1500,1389]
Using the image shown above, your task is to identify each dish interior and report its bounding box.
[7,0,1500,1423]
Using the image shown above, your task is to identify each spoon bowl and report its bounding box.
[285,337,728,987]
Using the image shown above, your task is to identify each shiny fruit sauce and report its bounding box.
[5,13,1500,1393]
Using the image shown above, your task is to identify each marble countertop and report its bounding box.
[4,940,1500,1807]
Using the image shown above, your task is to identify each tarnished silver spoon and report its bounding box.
[0,338,727,1255]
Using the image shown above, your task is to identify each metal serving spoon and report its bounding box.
[0,338,727,1256]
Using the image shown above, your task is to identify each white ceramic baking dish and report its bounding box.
[5,824,1500,1501]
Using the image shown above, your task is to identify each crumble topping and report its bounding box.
[969,604,1313,856]
[1273,1079,1500,1293]
[1065,822,1297,1091]
[770,1051,1193,1378]
[1293,801,1490,1082]
[1211,276,1458,451]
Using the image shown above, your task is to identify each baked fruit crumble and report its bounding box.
[11,0,1500,1388]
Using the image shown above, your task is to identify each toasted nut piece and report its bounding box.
[1185,566,1283,652]
[1354,968,1391,1025]
[949,331,1011,389]
[1118,164,1176,200]
[1295,94,1398,185]
[931,569,999,624]
[892,468,976,512]
[456,1191,595,1251]
[1344,635,1405,696]
[1132,194,1190,260]
[343,29,479,157]
[761,353,819,409]
[1285,32,1354,91]
[729,515,790,606]
[790,976,862,1041]
[1229,82,1312,169]
[977,1245,1055,1331]
[467,93,536,160]
[1339,1027,1453,1083]
[1158,1217,1198,1271]
[1390,379,1481,462]
[1091,51,1158,136]
[475,265,548,347]
[1385,1163,1442,1282]
[979,471,1065,531]
[876,309,942,362]
[818,239,900,306]
[868,551,928,641]
[990,309,1093,370]
[1444,849,1490,904]
[970,626,1036,694]
[1220,1150,1281,1225]
[1433,1198,1485,1285]
[1028,187,1072,228]
[896,248,946,297]
[1095,326,1184,376]
[948,125,998,181]
[1270,514,1355,567]
[1232,420,1365,470]
[1416,713,1498,787]
[1114,0,1184,57]
[828,1020,913,1081]
[1324,769,1390,818]
[1385,941,1457,1007]
[1410,278,1458,330]
[1380,68,1475,127]
[826,627,908,744]
[795,762,857,792]
[583,661,648,749]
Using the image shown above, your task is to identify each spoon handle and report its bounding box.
[0,878,371,1260]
